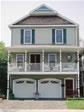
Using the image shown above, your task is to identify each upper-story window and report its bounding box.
[55,29,63,44]
[24,30,32,44]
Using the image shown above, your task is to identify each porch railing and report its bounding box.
[9,62,78,73]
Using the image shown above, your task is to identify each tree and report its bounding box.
[0,42,8,96]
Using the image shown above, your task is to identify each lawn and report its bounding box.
[66,98,84,109]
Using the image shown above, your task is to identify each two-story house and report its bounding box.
[7,4,84,99]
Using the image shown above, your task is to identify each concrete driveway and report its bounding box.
[0,109,84,112]
[0,100,66,109]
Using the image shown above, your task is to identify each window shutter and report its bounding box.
[52,29,55,44]
[32,29,35,44]
[63,29,67,44]
[21,29,24,44]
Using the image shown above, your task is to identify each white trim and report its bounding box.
[48,54,57,65]
[9,72,78,75]
[30,4,57,14]
[24,29,32,44]
[16,54,24,66]
[64,78,74,98]
[55,29,63,44]
[9,25,77,28]
[29,53,41,63]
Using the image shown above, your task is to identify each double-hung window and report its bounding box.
[16,54,24,67]
[24,30,32,44]
[48,54,56,69]
[55,29,63,44]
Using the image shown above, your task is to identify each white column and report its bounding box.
[7,51,10,100]
[42,50,44,72]
[25,50,27,72]
[77,50,80,97]
[60,50,62,72]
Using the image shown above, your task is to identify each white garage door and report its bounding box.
[13,78,36,98]
[38,78,62,98]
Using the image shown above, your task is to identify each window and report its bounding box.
[55,29,63,44]
[17,55,24,63]
[48,54,56,64]
[24,30,32,44]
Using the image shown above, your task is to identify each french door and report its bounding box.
[30,54,40,71]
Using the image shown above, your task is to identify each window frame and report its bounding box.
[55,29,63,44]
[48,54,57,65]
[16,54,24,65]
[24,29,32,44]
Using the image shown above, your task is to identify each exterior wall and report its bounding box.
[11,52,76,64]
[11,27,78,46]
[10,75,77,98]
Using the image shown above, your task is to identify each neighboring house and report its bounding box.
[80,53,84,97]
[7,4,84,100]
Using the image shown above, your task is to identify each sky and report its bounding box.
[1,0,84,46]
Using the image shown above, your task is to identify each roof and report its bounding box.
[14,15,73,25]
[9,4,78,27]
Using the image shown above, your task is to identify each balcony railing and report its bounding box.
[9,63,78,73]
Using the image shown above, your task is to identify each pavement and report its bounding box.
[0,109,84,112]
[0,100,66,109]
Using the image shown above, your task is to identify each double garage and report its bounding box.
[13,78,62,98]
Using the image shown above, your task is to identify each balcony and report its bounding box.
[8,63,78,73]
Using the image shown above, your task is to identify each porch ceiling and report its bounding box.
[6,45,84,53]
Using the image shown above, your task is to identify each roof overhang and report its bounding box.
[6,45,84,53]
[9,24,78,28]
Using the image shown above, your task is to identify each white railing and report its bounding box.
[27,63,42,72]
[44,63,60,72]
[9,63,25,72]
[9,63,78,72]
[62,63,78,72]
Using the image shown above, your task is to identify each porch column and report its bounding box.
[77,50,80,97]
[42,50,44,72]
[60,50,62,72]
[25,50,27,72]
[7,51,10,100]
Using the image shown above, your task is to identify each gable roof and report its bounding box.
[9,4,78,27]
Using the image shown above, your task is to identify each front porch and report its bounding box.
[7,45,80,73]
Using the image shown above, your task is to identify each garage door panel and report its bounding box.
[38,79,62,98]
[13,79,36,98]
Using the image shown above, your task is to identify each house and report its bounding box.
[80,52,84,97]
[7,4,84,99]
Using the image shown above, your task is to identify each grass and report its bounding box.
[66,98,84,109]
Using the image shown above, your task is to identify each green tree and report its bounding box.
[0,42,8,96]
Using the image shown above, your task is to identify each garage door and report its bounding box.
[38,78,62,98]
[13,78,36,98]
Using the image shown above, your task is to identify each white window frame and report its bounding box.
[24,29,32,44]
[16,54,24,66]
[48,54,57,65]
[55,29,63,44]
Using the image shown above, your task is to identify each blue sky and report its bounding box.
[1,0,84,46]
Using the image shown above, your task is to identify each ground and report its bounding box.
[0,109,84,112]
[0,100,66,109]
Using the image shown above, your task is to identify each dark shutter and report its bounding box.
[63,29,67,44]
[52,29,55,44]
[32,29,35,44]
[21,29,24,44]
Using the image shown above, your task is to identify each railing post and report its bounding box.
[7,51,10,100]
[42,50,44,72]
[25,50,27,72]
[77,50,80,98]
[60,50,62,72]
